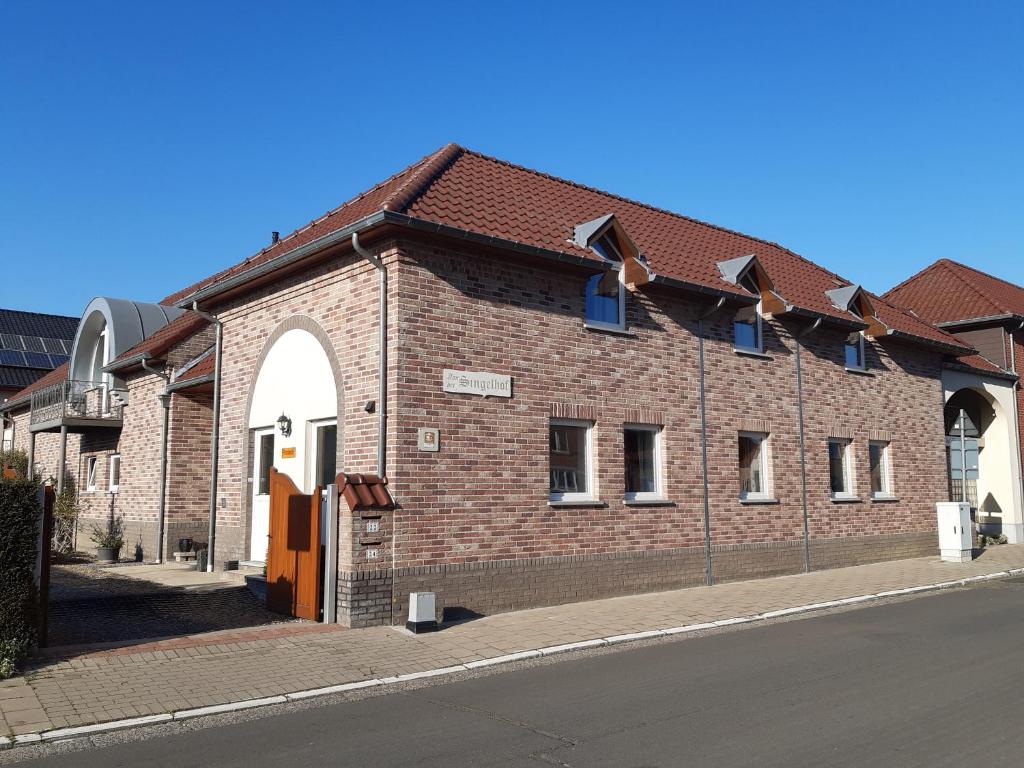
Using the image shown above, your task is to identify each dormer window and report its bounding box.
[733,272,763,352]
[844,331,866,370]
[585,271,625,330]
[574,215,633,332]
[589,231,625,263]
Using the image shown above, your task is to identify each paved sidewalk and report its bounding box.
[4,546,1024,739]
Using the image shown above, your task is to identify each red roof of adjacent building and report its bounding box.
[168,144,964,352]
[1,362,68,408]
[884,259,1024,326]
[106,311,210,370]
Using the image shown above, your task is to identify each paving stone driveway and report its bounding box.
[46,563,296,647]
[4,546,1024,739]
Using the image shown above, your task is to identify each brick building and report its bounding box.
[1,144,1008,626]
[884,259,1024,541]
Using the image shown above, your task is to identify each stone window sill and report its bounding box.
[739,497,780,505]
[870,494,900,503]
[845,367,874,376]
[734,348,773,360]
[830,495,863,503]
[548,500,608,508]
[623,498,674,507]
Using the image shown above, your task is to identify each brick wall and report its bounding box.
[7,408,81,486]
[376,239,948,623]
[211,249,386,568]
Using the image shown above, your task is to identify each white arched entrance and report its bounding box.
[247,328,338,562]
[942,369,1024,543]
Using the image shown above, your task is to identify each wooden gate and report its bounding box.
[266,467,321,620]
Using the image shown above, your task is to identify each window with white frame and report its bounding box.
[108,454,120,493]
[86,456,97,492]
[584,228,627,331]
[868,440,892,497]
[311,420,338,489]
[733,272,763,352]
[624,424,662,501]
[828,439,856,498]
[549,419,594,502]
[738,432,769,499]
[844,331,866,370]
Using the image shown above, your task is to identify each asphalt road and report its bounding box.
[13,577,1024,767]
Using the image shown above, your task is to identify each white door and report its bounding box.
[250,428,275,562]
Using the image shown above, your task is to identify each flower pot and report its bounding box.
[96,546,120,564]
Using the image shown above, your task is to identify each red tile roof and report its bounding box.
[335,473,394,511]
[954,353,1010,375]
[172,351,214,384]
[107,312,209,370]
[884,259,1024,326]
[0,362,68,410]
[161,146,460,306]
[170,144,964,352]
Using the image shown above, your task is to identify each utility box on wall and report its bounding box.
[936,501,973,563]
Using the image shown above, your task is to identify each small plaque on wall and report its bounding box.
[281,447,296,459]
[418,428,440,452]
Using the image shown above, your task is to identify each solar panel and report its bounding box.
[0,335,74,367]
[0,349,25,366]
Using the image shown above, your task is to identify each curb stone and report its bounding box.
[1,567,1017,749]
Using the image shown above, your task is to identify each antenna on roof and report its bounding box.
[271,231,280,245]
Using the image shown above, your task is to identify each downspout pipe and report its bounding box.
[794,318,822,573]
[141,357,170,564]
[1009,321,1024,541]
[697,296,727,586]
[192,303,223,572]
[351,233,388,478]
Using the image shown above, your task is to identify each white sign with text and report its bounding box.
[442,369,512,398]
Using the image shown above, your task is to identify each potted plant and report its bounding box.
[90,516,125,563]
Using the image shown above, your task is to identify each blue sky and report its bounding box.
[2,1,1021,316]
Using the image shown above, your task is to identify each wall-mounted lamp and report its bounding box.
[276,412,292,437]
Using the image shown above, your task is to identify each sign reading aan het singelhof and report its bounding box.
[442,369,512,398]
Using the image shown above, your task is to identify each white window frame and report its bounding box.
[86,456,97,492]
[583,266,626,332]
[868,440,893,498]
[549,418,595,503]
[108,454,120,493]
[828,439,857,499]
[623,423,663,502]
[738,431,771,500]
[308,418,338,495]
[845,331,866,371]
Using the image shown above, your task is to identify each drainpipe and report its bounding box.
[697,297,726,586]
[794,318,822,573]
[1009,322,1024,542]
[351,233,388,478]
[141,358,170,564]
[351,232,392,620]
[192,303,223,572]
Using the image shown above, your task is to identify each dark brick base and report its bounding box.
[336,530,941,628]
[338,569,393,628]
[809,531,938,570]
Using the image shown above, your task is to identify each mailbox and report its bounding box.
[936,501,973,563]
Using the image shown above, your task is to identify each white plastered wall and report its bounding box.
[943,369,1024,543]
[248,328,338,493]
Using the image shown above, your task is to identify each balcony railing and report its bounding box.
[30,379,124,426]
